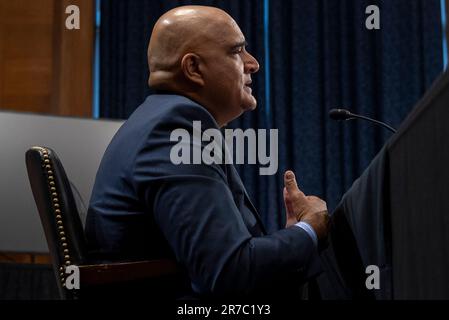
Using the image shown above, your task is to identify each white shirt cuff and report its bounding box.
[294,221,318,247]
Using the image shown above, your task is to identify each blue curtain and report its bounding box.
[100,0,443,233]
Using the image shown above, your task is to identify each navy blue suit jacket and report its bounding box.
[86,94,321,297]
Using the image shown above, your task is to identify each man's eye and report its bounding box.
[234,47,243,53]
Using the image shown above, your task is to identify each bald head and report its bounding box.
[147,5,260,127]
[147,6,238,90]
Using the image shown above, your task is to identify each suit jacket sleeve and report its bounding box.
[133,102,320,296]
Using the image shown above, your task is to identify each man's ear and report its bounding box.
[181,53,205,87]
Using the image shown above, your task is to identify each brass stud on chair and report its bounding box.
[40,148,76,283]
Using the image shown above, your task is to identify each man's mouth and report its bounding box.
[244,81,252,93]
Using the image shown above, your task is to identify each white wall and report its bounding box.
[0,111,123,252]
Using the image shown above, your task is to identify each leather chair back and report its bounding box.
[26,146,87,299]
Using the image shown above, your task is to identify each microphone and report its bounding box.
[329,108,396,133]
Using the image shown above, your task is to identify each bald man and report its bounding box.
[86,6,329,299]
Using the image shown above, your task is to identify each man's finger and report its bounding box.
[283,187,294,214]
[284,170,305,197]
[284,170,297,188]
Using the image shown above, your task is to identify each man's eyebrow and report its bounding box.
[231,41,248,50]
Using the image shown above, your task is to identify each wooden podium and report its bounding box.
[319,70,449,300]
[388,69,449,299]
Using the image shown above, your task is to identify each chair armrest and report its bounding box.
[78,259,179,286]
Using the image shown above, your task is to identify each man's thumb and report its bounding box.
[284,170,306,198]
[284,170,298,191]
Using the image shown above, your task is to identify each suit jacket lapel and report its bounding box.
[227,164,267,235]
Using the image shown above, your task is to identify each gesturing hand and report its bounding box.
[283,170,330,240]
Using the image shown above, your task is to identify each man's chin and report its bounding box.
[243,97,257,111]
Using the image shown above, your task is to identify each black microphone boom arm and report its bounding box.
[328,108,396,133]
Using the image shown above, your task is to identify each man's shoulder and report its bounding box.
[135,94,217,127]
[111,94,215,148]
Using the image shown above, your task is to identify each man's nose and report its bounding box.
[244,52,260,74]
